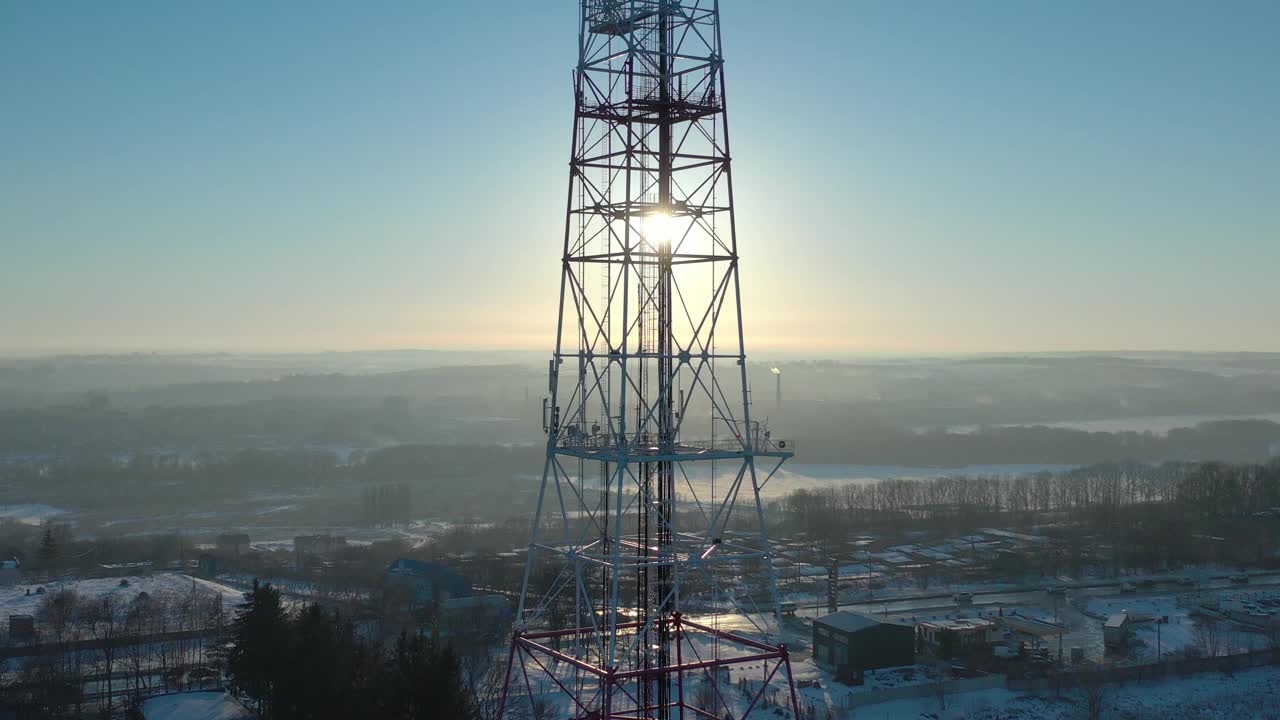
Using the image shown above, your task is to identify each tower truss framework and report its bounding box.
[500,2,798,718]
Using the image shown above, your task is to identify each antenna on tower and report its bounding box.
[498,3,799,719]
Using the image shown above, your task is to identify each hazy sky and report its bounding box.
[2,1,1278,355]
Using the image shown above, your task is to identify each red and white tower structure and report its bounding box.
[499,2,799,718]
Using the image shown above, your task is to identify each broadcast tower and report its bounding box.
[499,3,800,718]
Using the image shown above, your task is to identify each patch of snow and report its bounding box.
[798,665,1280,719]
[142,692,252,720]
[0,572,244,620]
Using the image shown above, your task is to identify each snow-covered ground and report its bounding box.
[142,692,252,720]
[790,657,940,699]
[1086,595,1199,660]
[864,665,1280,719]
[1084,594,1264,661]
[0,572,245,620]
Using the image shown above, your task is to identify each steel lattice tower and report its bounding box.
[499,3,799,719]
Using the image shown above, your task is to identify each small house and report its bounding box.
[197,553,220,578]
[0,558,19,587]
[1103,613,1130,648]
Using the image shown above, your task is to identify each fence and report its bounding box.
[842,674,1005,709]
[0,626,220,660]
[1008,647,1280,693]
[817,649,1280,714]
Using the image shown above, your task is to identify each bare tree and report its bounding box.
[463,651,510,720]
[1193,616,1223,658]
[1080,669,1107,720]
[123,591,160,702]
[154,599,177,691]
[526,676,555,720]
[929,663,949,713]
[9,654,82,718]
[81,592,129,717]
[36,587,82,698]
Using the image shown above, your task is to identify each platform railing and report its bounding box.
[555,428,793,456]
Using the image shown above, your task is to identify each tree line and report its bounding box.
[775,460,1280,526]
[0,444,543,523]
[771,460,1280,570]
[226,580,488,720]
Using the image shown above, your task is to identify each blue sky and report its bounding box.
[2,1,1277,354]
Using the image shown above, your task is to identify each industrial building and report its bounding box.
[383,558,471,611]
[812,611,915,683]
[294,534,346,571]
[918,618,999,658]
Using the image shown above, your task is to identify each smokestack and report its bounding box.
[771,367,781,409]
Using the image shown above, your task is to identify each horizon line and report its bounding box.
[4,347,1280,362]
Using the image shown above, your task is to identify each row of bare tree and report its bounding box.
[2,583,227,718]
[779,461,1280,524]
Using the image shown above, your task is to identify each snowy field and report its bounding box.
[1086,595,1199,660]
[142,692,251,720]
[865,665,1280,719]
[506,642,1280,720]
[1085,595,1264,661]
[0,572,245,620]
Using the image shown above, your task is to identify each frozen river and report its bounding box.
[676,462,1078,501]
[942,411,1280,436]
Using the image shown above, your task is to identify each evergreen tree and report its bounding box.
[386,632,478,720]
[274,604,347,720]
[227,590,476,720]
[37,526,57,567]
[227,580,288,717]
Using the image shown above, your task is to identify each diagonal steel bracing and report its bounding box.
[503,4,796,720]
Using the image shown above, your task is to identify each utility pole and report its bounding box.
[771,367,782,409]
[1157,617,1162,659]
[1054,593,1063,661]
[827,557,839,615]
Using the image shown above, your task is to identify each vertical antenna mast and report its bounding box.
[500,3,799,718]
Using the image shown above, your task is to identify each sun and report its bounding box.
[644,210,679,251]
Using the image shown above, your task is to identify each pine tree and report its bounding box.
[386,632,478,720]
[37,527,57,568]
[227,580,288,717]
[227,589,476,720]
[275,603,344,720]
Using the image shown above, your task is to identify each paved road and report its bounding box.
[791,570,1280,616]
